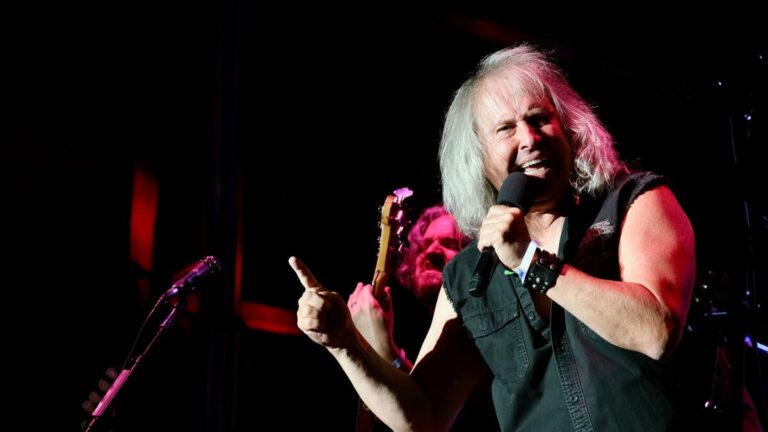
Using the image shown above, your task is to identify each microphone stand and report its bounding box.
[84,295,188,432]
[713,51,767,431]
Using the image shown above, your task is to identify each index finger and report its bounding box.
[288,256,324,292]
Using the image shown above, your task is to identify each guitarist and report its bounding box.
[348,205,499,431]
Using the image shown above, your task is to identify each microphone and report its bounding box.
[162,256,222,300]
[468,172,538,297]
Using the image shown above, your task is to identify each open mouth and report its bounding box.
[416,251,447,273]
[518,159,550,174]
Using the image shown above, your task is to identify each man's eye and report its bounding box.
[528,113,550,127]
[497,123,516,133]
[440,238,459,250]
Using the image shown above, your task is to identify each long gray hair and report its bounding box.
[439,44,626,238]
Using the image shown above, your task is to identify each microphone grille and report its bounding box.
[496,172,539,212]
[202,256,222,273]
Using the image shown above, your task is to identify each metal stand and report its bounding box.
[84,298,187,432]
[713,50,767,431]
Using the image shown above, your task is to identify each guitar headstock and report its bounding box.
[372,187,413,296]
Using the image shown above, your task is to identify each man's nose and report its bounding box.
[518,123,539,151]
[424,241,443,254]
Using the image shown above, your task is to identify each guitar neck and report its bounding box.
[357,188,412,431]
[371,267,390,298]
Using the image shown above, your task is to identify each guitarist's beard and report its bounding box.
[413,269,443,307]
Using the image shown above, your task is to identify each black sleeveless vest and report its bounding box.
[443,172,690,431]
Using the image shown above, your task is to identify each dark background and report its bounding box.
[3,3,766,431]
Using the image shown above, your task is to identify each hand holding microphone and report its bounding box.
[469,172,539,296]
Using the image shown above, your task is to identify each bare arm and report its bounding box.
[547,186,696,359]
[348,283,413,371]
[410,289,488,431]
[291,257,481,431]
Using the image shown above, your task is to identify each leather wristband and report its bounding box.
[523,247,563,294]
